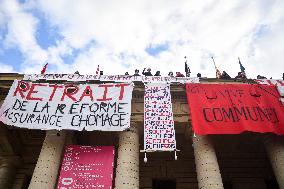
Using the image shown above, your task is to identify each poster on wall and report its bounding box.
[144,83,176,151]
[186,83,284,135]
[0,80,133,131]
[57,145,115,189]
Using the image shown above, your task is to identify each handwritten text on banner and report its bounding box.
[23,74,199,83]
[144,83,176,151]
[186,83,284,135]
[57,145,115,189]
[0,80,133,131]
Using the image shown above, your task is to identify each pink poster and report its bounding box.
[57,145,115,189]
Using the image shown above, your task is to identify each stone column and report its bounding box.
[28,130,66,189]
[192,135,224,189]
[263,134,284,189]
[0,157,17,189]
[115,124,139,189]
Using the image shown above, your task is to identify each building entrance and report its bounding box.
[153,179,176,189]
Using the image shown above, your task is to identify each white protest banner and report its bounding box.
[0,80,133,131]
[277,86,284,106]
[23,74,199,83]
[144,83,176,152]
[255,79,284,86]
[255,79,284,106]
[278,86,284,97]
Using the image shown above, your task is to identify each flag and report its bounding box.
[216,69,222,79]
[41,63,48,74]
[185,62,188,73]
[239,58,245,73]
[96,65,100,75]
[211,57,222,79]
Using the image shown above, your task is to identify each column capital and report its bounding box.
[262,133,284,144]
[192,134,212,146]
[45,130,66,137]
[129,121,141,128]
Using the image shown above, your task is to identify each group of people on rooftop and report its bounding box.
[115,69,283,80]
[96,68,283,80]
[124,68,191,77]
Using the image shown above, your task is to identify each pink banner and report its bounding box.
[57,145,115,189]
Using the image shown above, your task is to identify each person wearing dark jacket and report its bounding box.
[142,68,153,76]
[154,71,161,76]
[235,72,246,79]
[257,75,267,79]
[220,71,231,79]
[133,69,140,76]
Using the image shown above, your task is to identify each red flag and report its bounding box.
[41,63,48,74]
[96,65,100,75]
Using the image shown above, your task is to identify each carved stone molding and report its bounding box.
[0,156,21,167]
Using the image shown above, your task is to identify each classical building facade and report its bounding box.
[0,73,283,189]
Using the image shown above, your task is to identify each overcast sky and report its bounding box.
[0,0,283,79]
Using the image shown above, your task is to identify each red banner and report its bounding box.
[186,83,284,135]
[57,145,115,189]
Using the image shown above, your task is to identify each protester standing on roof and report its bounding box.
[154,71,161,76]
[142,68,153,76]
[133,69,140,76]
[184,56,191,77]
[220,71,231,79]
[176,72,185,77]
